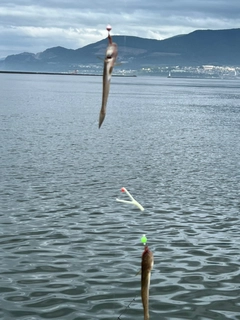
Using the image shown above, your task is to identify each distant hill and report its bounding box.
[1,28,240,72]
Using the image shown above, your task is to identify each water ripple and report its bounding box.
[0,75,240,319]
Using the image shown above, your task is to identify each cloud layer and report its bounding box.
[1,0,240,57]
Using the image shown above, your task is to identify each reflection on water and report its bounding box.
[0,74,240,319]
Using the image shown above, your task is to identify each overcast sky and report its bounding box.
[1,0,240,58]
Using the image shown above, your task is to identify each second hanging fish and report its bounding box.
[99,25,118,128]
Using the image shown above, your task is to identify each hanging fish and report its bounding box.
[99,24,118,128]
[141,245,154,320]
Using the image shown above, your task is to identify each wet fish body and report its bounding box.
[99,33,118,128]
[141,246,154,320]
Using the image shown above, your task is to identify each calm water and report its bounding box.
[0,74,240,320]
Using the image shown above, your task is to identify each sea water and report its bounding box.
[0,74,240,319]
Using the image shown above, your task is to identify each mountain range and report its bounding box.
[1,28,240,72]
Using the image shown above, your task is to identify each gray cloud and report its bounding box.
[1,0,240,57]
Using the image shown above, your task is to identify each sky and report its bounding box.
[1,0,240,58]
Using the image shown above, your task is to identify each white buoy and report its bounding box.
[106,24,112,32]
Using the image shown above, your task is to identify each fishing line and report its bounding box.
[117,295,137,320]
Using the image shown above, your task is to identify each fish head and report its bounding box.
[105,43,118,62]
[104,43,117,82]
[142,246,154,271]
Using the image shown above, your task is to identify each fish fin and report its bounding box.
[135,269,141,276]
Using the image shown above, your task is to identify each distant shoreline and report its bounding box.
[0,70,137,77]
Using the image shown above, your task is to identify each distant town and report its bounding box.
[1,63,239,79]
[68,64,240,79]
[139,65,240,79]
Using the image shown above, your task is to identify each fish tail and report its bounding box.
[144,313,150,320]
[142,274,150,320]
[143,305,149,320]
[99,112,105,128]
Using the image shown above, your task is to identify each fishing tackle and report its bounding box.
[116,296,136,320]
[116,187,144,211]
